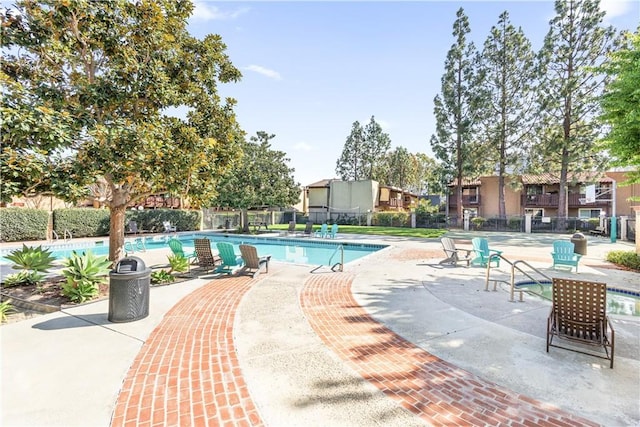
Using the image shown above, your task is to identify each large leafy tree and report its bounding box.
[430,8,483,224]
[1,0,242,261]
[336,116,390,181]
[598,29,640,193]
[478,11,538,218]
[213,131,300,231]
[535,0,617,228]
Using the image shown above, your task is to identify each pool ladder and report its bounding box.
[484,254,551,302]
[311,244,344,273]
[51,229,73,242]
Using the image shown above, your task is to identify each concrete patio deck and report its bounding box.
[1,232,639,426]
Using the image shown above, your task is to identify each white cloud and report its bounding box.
[191,2,249,21]
[293,142,314,152]
[599,0,633,19]
[245,65,282,80]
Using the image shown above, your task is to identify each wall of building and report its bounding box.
[606,171,640,217]
[478,176,521,217]
[308,187,329,209]
[329,180,377,212]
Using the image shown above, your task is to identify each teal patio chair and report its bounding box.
[471,237,502,267]
[551,240,582,272]
[314,223,328,238]
[214,242,244,275]
[168,238,197,263]
[327,223,339,239]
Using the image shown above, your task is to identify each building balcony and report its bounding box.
[448,195,481,207]
[522,193,610,208]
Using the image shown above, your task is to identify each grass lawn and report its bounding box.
[269,224,447,239]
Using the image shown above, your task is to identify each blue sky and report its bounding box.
[187,1,639,187]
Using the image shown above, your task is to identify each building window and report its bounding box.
[525,208,543,217]
[463,187,478,203]
[526,185,543,195]
[578,209,603,218]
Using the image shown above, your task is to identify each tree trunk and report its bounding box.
[241,209,250,233]
[108,189,128,263]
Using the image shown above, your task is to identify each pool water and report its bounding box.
[516,280,640,317]
[1,233,386,267]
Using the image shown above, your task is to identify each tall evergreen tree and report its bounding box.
[362,115,391,181]
[479,11,538,218]
[430,8,483,224]
[535,0,617,228]
[335,121,365,180]
[336,116,390,181]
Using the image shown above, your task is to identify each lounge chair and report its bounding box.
[439,237,472,267]
[286,221,296,235]
[327,223,339,239]
[163,221,177,233]
[167,238,197,264]
[314,223,328,238]
[297,221,314,237]
[547,278,614,368]
[551,240,582,272]
[193,238,221,272]
[214,242,244,275]
[238,244,271,278]
[471,237,502,267]
[126,221,140,235]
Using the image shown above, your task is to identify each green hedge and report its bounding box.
[54,208,111,238]
[0,208,49,242]
[606,250,640,272]
[373,212,409,227]
[126,209,201,232]
[0,207,202,242]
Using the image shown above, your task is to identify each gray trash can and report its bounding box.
[108,256,151,323]
[571,232,587,256]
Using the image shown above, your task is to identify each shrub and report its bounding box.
[373,212,409,227]
[5,244,56,273]
[2,245,56,286]
[126,209,202,233]
[0,299,14,323]
[168,254,189,273]
[0,208,49,242]
[54,208,111,238]
[471,216,486,230]
[151,270,175,284]
[606,250,640,272]
[61,250,111,303]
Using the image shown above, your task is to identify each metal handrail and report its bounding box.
[483,253,551,302]
[328,244,344,272]
[510,260,551,302]
[51,230,59,241]
[63,229,72,241]
[311,244,344,273]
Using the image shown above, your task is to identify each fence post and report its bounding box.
[411,212,416,228]
[525,214,532,233]
[620,216,627,241]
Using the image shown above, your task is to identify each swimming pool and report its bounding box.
[0,233,387,267]
[515,280,640,317]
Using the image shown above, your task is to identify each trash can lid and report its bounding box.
[572,232,586,239]
[113,256,146,273]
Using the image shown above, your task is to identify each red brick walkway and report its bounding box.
[111,270,599,427]
[300,273,598,427]
[111,276,263,427]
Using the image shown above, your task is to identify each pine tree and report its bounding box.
[535,0,617,228]
[478,11,538,218]
[336,116,390,181]
[362,116,391,181]
[335,121,365,180]
[430,8,483,224]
